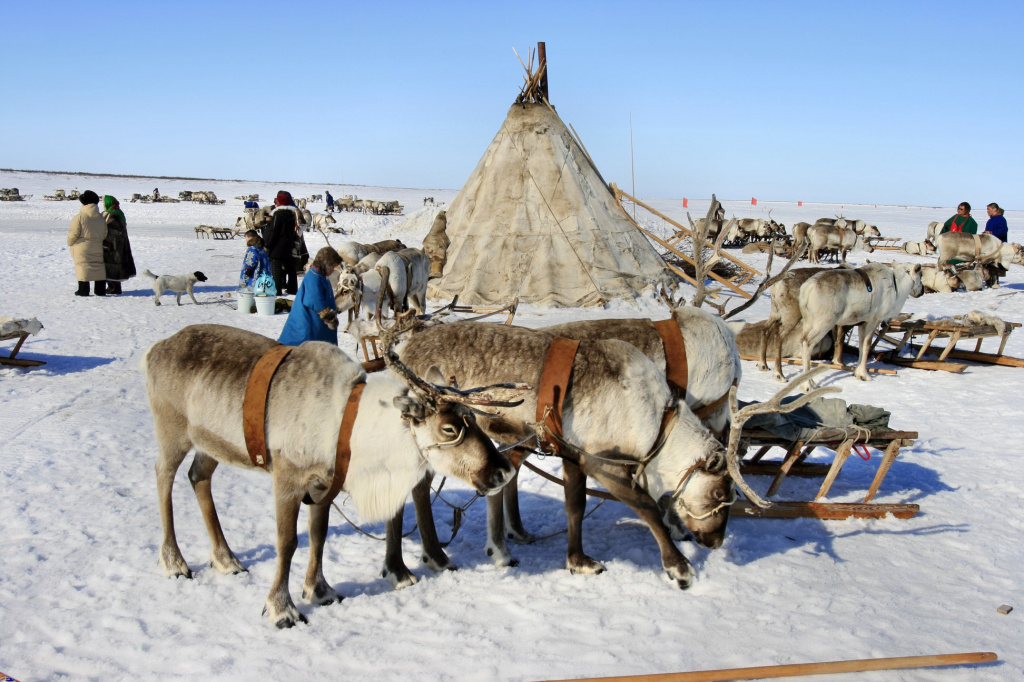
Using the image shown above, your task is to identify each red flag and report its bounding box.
[798,201,803,207]
[751,198,757,206]
[682,198,688,208]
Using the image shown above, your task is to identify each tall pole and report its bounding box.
[630,110,636,220]
[537,42,548,101]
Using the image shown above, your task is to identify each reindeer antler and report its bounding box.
[724,366,841,508]
[379,315,529,413]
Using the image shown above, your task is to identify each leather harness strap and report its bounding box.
[854,268,874,293]
[536,337,581,454]
[653,318,688,398]
[325,381,366,503]
[973,233,982,260]
[243,344,294,468]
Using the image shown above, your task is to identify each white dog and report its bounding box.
[143,269,208,306]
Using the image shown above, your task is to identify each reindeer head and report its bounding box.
[380,316,528,495]
[653,369,840,547]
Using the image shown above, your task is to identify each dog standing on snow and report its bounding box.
[142,269,208,306]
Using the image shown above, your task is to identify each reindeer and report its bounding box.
[936,232,1021,268]
[143,323,519,627]
[799,263,923,386]
[385,319,821,590]
[311,212,337,230]
[806,222,874,264]
[757,266,833,381]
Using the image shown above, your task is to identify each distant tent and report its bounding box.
[427,100,676,307]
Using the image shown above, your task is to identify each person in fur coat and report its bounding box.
[102,195,136,295]
[263,190,300,295]
[68,191,109,296]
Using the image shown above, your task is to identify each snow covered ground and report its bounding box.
[0,169,1020,681]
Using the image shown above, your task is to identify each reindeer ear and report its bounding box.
[394,392,430,424]
[424,365,446,385]
[703,451,727,473]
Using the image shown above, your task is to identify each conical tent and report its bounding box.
[427,101,676,307]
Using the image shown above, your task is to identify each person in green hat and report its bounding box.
[102,195,136,295]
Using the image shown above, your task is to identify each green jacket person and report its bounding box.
[941,201,978,235]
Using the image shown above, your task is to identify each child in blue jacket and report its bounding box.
[278,247,343,346]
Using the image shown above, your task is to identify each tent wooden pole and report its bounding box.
[537,42,548,100]
[542,651,997,682]
[612,185,760,277]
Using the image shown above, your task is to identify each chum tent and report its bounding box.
[427,100,676,307]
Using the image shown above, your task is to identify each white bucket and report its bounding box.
[254,295,277,316]
[237,290,255,314]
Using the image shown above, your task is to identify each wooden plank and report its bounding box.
[882,356,968,373]
[0,357,46,368]
[738,355,897,375]
[732,500,920,520]
[766,441,804,497]
[743,428,918,442]
[928,347,1024,368]
[546,651,996,682]
[864,439,901,503]
[815,440,853,501]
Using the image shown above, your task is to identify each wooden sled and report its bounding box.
[1,323,45,368]
[871,317,1023,371]
[866,236,904,250]
[737,427,920,519]
[195,225,239,239]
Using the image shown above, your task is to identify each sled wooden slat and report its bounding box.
[874,317,1023,371]
[739,428,916,505]
[732,500,920,520]
[1,330,46,368]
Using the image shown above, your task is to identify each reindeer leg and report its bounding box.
[302,498,342,605]
[154,415,193,578]
[410,473,456,573]
[563,458,605,575]
[188,453,245,574]
[592,469,695,589]
[855,321,873,381]
[382,505,420,589]
[263,476,306,628]
[503,459,534,543]
[832,325,844,364]
[757,321,772,372]
[484,489,517,567]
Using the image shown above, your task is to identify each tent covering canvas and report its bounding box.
[428,102,676,307]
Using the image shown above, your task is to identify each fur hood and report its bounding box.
[271,205,299,216]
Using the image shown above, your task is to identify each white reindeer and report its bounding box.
[143,323,517,627]
[799,263,923,385]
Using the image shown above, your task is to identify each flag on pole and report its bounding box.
[751,198,757,206]
[798,201,803,207]
[682,198,688,208]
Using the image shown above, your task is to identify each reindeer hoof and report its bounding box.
[507,529,535,544]
[567,555,606,575]
[665,561,696,589]
[263,602,307,629]
[422,554,457,572]
[303,581,343,606]
[382,566,419,590]
[485,543,517,567]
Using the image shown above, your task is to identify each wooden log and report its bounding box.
[0,357,46,368]
[544,651,996,682]
[731,500,919,520]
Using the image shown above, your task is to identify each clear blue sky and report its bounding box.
[3,1,1021,207]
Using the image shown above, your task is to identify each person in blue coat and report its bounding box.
[239,230,271,288]
[325,190,335,212]
[985,203,1008,242]
[278,247,343,346]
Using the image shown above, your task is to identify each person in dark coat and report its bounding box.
[278,247,343,346]
[264,190,300,295]
[985,203,1008,242]
[102,195,136,295]
[325,190,334,212]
